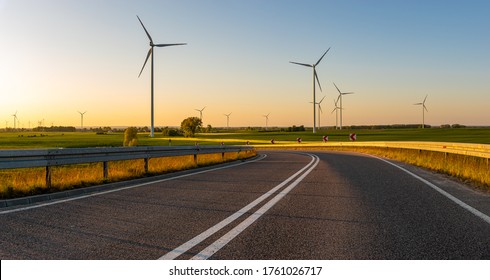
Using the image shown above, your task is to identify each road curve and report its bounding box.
[0,151,489,259]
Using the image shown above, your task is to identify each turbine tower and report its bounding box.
[78,111,87,130]
[137,15,186,137]
[414,95,428,128]
[195,106,206,121]
[333,83,354,130]
[263,113,270,130]
[290,48,330,133]
[224,112,232,129]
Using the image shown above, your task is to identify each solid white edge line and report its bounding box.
[370,154,490,225]
[159,153,317,260]
[191,154,320,260]
[0,154,267,215]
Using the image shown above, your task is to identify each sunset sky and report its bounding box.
[1,0,489,128]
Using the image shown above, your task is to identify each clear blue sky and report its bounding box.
[1,0,489,128]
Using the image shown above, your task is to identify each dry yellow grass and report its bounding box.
[0,150,256,199]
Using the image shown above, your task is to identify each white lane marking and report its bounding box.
[371,155,490,225]
[0,154,267,215]
[159,153,318,260]
[191,154,320,260]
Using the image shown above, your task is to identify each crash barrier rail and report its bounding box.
[0,145,254,187]
[325,141,490,159]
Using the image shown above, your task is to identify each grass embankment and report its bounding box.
[349,147,490,192]
[0,150,256,199]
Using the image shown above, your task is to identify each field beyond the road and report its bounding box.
[1,127,490,198]
[1,128,490,149]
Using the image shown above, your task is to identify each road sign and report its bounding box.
[323,136,328,142]
[349,133,357,141]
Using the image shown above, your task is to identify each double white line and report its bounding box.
[160,153,320,260]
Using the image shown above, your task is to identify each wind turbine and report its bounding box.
[331,97,342,129]
[137,15,186,137]
[12,111,18,129]
[310,96,326,130]
[78,111,87,130]
[333,83,354,130]
[414,95,428,128]
[224,112,232,129]
[290,48,330,133]
[263,113,270,130]
[195,106,206,121]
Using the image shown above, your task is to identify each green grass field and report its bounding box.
[1,128,490,149]
[1,128,489,197]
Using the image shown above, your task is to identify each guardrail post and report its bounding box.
[193,153,198,165]
[144,158,149,174]
[103,162,108,180]
[45,166,52,188]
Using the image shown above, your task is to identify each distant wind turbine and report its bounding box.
[263,113,270,130]
[333,83,354,130]
[414,95,428,128]
[310,96,326,130]
[290,48,330,133]
[224,112,232,129]
[195,106,206,121]
[331,97,342,130]
[137,15,186,137]
[78,111,87,130]
[12,111,18,129]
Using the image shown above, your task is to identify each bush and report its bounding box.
[123,127,138,146]
[162,127,182,136]
[181,117,202,137]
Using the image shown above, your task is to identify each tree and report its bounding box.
[123,127,138,146]
[181,117,202,137]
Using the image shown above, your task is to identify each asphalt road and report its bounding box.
[1,150,489,259]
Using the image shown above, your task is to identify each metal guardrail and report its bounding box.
[326,141,490,159]
[256,141,490,159]
[0,145,254,187]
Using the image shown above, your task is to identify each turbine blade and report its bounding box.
[424,105,428,112]
[314,69,322,92]
[315,47,330,66]
[137,16,153,44]
[290,61,312,68]
[319,104,323,113]
[414,103,422,105]
[333,82,341,94]
[138,48,152,78]
[319,95,326,103]
[342,92,355,95]
[331,108,336,114]
[154,43,187,47]
[423,94,428,103]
